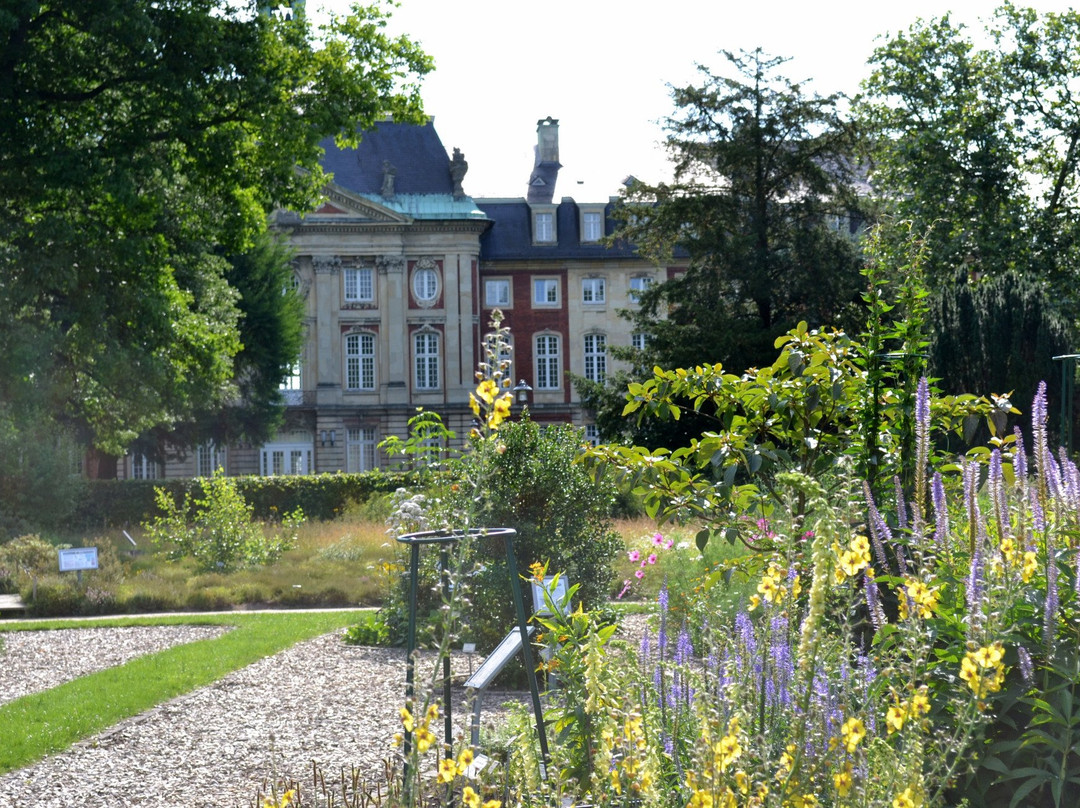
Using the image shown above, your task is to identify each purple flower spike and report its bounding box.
[932,472,949,547]
[1018,646,1034,684]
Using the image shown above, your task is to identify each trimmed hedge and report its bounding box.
[73,471,417,527]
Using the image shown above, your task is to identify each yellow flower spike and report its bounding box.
[735,770,750,794]
[911,687,931,716]
[399,707,414,733]
[461,786,481,808]
[437,758,457,784]
[841,716,866,752]
[415,727,436,754]
[469,394,481,418]
[481,801,501,808]
[886,703,908,734]
[457,748,474,774]
[476,379,498,404]
[425,703,439,723]
[688,790,714,808]
[834,763,853,797]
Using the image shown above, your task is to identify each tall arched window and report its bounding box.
[414,331,440,390]
[535,333,561,390]
[345,332,376,391]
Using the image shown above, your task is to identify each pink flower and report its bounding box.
[653,533,665,546]
[616,580,631,599]
[628,550,640,562]
[634,569,645,579]
[664,539,673,549]
[647,553,658,565]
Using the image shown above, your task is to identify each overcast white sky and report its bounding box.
[312,0,1073,200]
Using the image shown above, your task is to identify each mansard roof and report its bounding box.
[477,198,641,260]
[319,120,487,221]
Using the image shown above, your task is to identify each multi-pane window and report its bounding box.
[414,332,440,390]
[584,424,600,447]
[534,212,554,242]
[583,334,607,383]
[347,427,377,472]
[344,267,374,302]
[413,268,439,302]
[485,279,511,307]
[533,278,559,306]
[130,454,157,480]
[632,332,648,352]
[345,333,376,391]
[629,276,653,302]
[582,277,606,304]
[197,442,225,477]
[535,334,561,389]
[582,211,603,242]
[261,444,312,476]
[280,361,302,404]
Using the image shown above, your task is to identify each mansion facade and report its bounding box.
[135,118,680,479]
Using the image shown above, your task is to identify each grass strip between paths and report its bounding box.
[0,610,373,775]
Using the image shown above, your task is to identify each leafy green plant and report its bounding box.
[143,471,303,572]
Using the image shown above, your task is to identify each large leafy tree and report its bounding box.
[580,49,867,445]
[0,0,431,460]
[857,4,1080,408]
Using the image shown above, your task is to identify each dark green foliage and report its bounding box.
[928,271,1074,433]
[961,657,1080,807]
[858,6,1080,304]
[0,0,431,454]
[615,49,866,374]
[585,49,866,446]
[73,470,416,527]
[0,407,85,534]
[463,420,621,650]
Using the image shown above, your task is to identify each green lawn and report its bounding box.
[0,610,373,774]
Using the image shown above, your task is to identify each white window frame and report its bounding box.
[582,277,606,304]
[629,275,653,302]
[584,424,600,447]
[412,267,439,303]
[260,443,313,476]
[280,361,302,405]
[344,267,374,303]
[129,453,158,480]
[346,427,377,472]
[414,331,440,390]
[583,333,607,383]
[345,332,376,391]
[534,211,554,243]
[485,278,511,307]
[632,332,648,352]
[533,278,560,307]
[196,442,226,477]
[581,210,604,242]
[535,333,561,390]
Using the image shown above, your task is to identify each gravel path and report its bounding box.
[0,626,229,706]
[0,626,526,808]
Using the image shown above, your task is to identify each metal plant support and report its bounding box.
[1053,354,1080,454]
[396,527,550,784]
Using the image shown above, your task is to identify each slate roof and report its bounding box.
[477,199,641,261]
[319,120,487,221]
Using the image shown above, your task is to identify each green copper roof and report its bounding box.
[358,193,489,221]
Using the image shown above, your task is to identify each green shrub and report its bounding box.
[143,472,303,573]
[463,420,621,651]
[343,613,391,646]
[77,471,416,527]
[185,587,233,611]
[24,577,83,617]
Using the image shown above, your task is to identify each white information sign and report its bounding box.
[531,575,570,616]
[58,547,99,572]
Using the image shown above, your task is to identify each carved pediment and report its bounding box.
[307,182,412,224]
